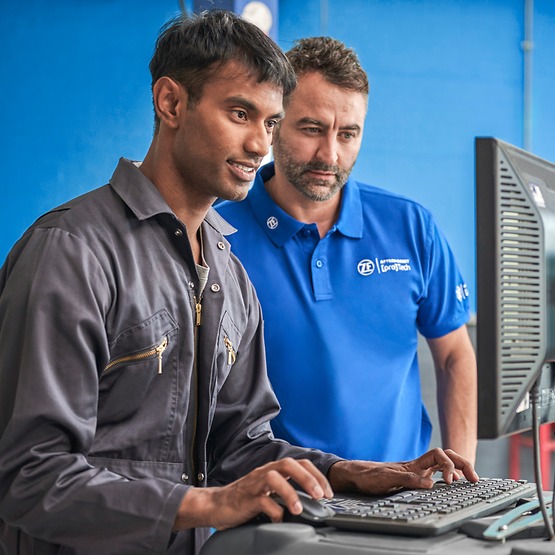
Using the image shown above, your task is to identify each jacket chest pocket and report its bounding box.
[213,311,242,392]
[98,309,179,429]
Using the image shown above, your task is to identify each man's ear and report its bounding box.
[152,77,187,130]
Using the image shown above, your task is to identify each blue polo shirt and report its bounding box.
[217,163,470,461]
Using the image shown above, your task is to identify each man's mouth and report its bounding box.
[303,163,340,180]
[305,169,337,182]
[308,170,335,177]
[228,161,259,180]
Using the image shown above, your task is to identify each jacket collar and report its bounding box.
[109,158,235,236]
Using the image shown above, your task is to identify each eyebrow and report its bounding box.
[298,117,322,126]
[297,117,362,132]
[225,96,284,121]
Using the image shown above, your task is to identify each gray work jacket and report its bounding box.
[0,159,341,554]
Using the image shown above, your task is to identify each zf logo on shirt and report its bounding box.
[357,258,412,276]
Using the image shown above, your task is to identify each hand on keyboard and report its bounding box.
[328,448,479,496]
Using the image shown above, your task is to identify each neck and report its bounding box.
[265,172,342,238]
[140,140,214,247]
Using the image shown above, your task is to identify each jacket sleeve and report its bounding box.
[0,228,186,553]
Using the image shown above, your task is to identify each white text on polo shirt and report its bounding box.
[378,258,411,273]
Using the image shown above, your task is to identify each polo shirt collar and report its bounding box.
[248,162,363,247]
[336,174,363,239]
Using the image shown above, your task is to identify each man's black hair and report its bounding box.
[149,10,296,130]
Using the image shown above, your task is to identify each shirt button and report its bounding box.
[174,229,183,237]
[197,472,205,482]
[210,283,221,292]
[315,259,323,268]
[181,473,189,482]
[217,241,226,250]
[188,281,195,289]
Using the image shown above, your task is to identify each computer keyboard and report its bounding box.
[320,477,538,536]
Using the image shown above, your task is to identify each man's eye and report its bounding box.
[266,120,278,130]
[234,110,248,120]
[303,127,320,134]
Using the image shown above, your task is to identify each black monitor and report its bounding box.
[475,137,555,439]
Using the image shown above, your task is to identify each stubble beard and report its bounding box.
[273,138,352,202]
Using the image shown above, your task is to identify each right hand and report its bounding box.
[173,458,334,531]
[328,448,479,496]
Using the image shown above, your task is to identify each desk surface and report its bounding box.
[200,522,555,555]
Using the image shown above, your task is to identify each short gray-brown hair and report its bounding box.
[285,36,369,96]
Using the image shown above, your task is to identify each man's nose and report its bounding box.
[244,123,271,158]
[315,136,339,166]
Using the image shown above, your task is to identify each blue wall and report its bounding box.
[1,0,554,314]
[0,0,181,261]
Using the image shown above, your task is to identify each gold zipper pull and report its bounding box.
[194,297,202,327]
[224,336,236,365]
[104,336,169,375]
[156,337,168,374]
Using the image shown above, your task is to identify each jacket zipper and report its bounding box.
[191,295,202,483]
[103,336,169,375]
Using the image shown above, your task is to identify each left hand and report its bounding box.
[327,448,479,496]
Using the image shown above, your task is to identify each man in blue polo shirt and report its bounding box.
[217,37,477,463]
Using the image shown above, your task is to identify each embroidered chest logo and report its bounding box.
[357,257,412,276]
[357,259,375,276]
